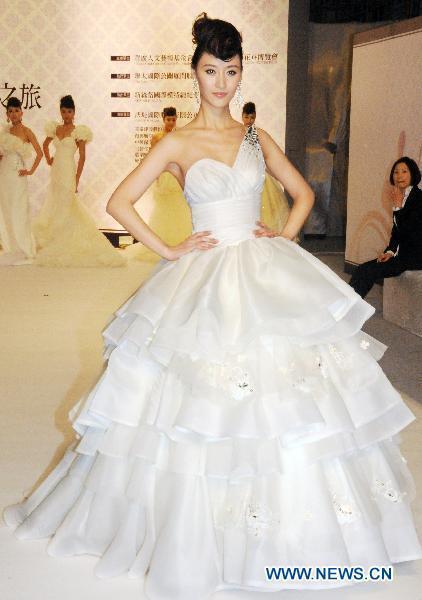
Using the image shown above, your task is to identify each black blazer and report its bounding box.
[384,186,422,269]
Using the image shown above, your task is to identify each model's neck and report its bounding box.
[194,104,235,130]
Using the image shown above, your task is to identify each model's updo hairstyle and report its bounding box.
[60,95,75,110]
[162,106,177,117]
[242,101,256,115]
[6,96,22,109]
[191,12,243,70]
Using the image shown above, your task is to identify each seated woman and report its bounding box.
[350,156,422,298]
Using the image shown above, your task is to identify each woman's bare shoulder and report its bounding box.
[170,122,201,140]
[255,126,273,145]
[23,125,37,142]
[255,127,285,156]
[152,125,199,157]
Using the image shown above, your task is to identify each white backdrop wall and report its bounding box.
[346,17,422,265]
[0,0,289,229]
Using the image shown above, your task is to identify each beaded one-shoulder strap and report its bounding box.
[244,124,265,164]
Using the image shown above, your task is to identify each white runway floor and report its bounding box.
[0,260,421,600]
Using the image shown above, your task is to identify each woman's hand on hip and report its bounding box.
[254,220,279,238]
[165,231,218,260]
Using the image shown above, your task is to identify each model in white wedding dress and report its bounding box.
[0,97,43,265]
[0,126,36,264]
[33,120,125,267]
[4,124,422,598]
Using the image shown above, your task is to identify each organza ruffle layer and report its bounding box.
[4,237,422,599]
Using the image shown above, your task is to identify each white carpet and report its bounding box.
[0,262,421,599]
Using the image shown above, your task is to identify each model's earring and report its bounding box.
[192,78,200,106]
[234,82,244,108]
[6,116,10,123]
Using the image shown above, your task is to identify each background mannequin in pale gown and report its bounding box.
[126,106,192,262]
[0,97,43,265]
[33,95,125,267]
[242,101,290,233]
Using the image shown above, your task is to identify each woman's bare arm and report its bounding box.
[75,140,86,191]
[107,134,216,260]
[23,128,43,175]
[257,128,314,240]
[43,137,53,165]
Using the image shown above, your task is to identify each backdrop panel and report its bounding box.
[346,17,422,266]
[0,0,288,229]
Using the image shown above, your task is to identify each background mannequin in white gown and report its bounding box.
[0,96,43,265]
[33,94,125,267]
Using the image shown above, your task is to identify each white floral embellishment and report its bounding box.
[278,361,296,376]
[371,479,406,503]
[203,362,254,400]
[277,361,312,392]
[220,500,281,537]
[292,376,311,393]
[246,503,280,537]
[226,366,254,399]
[331,493,361,524]
[360,340,370,350]
[328,344,353,369]
[328,344,345,365]
[315,355,329,378]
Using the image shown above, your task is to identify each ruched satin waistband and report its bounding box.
[191,194,260,247]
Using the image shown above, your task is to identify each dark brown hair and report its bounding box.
[162,106,177,117]
[6,96,22,109]
[191,12,243,70]
[60,95,75,110]
[389,156,421,187]
[242,102,256,115]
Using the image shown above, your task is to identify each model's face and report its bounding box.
[60,107,75,124]
[7,106,23,124]
[194,52,242,108]
[242,112,256,127]
[163,115,177,132]
[393,163,411,189]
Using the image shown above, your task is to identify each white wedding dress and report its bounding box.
[33,121,125,267]
[0,125,35,264]
[4,126,421,598]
